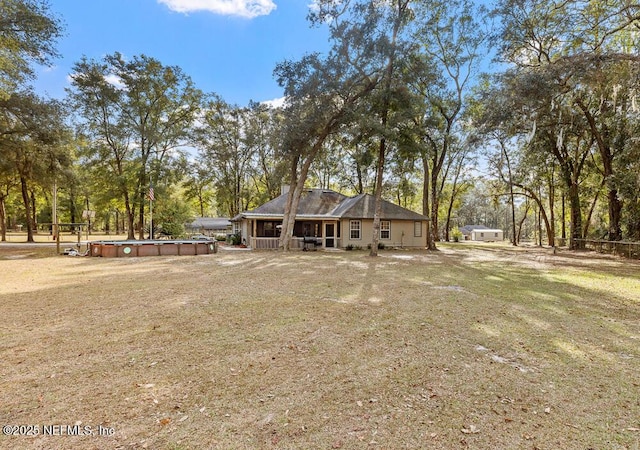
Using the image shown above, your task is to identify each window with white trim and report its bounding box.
[350,220,361,239]
[380,220,390,239]
[414,221,422,237]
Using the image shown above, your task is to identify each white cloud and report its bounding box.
[158,0,276,19]
[66,73,127,90]
[104,74,126,90]
[261,96,287,109]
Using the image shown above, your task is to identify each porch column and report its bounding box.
[252,220,257,248]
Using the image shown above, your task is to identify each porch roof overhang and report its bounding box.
[234,213,341,221]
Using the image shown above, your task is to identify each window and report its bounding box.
[258,221,281,237]
[414,221,422,237]
[480,232,484,238]
[381,221,390,239]
[494,232,498,238]
[350,220,361,240]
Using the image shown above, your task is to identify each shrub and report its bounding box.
[451,226,463,242]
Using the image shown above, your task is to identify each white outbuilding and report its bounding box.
[460,225,504,242]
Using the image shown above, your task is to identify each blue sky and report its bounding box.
[33,0,331,106]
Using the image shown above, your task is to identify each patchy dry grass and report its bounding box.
[0,243,639,449]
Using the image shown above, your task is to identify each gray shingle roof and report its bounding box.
[332,193,428,221]
[250,189,348,217]
[187,218,232,229]
[239,189,428,221]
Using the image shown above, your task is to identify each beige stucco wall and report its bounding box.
[339,219,427,248]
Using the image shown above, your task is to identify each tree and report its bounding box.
[361,0,414,257]
[0,0,63,99]
[68,53,203,239]
[274,0,402,251]
[197,96,255,218]
[153,195,192,238]
[0,90,71,241]
[441,141,474,242]
[273,0,416,254]
[410,0,489,249]
[244,102,288,205]
[0,157,18,241]
[492,0,640,246]
[183,160,215,217]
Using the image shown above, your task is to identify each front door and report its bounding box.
[325,223,335,248]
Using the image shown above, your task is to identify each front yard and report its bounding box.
[0,243,638,449]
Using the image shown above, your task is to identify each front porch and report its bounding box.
[245,219,341,250]
[251,236,343,250]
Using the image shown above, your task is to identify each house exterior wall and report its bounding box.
[238,220,250,242]
[340,219,427,248]
[237,217,428,249]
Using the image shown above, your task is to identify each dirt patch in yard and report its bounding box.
[0,243,639,449]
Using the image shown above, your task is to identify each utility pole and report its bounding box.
[53,181,60,254]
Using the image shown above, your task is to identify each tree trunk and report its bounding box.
[583,182,602,240]
[568,180,583,250]
[509,188,517,245]
[370,137,386,257]
[20,177,34,242]
[138,191,145,240]
[30,190,37,233]
[280,137,327,251]
[0,195,6,242]
[607,187,622,241]
[198,191,205,217]
[537,200,543,247]
[124,191,135,240]
[356,156,364,194]
[281,153,321,251]
[430,168,440,244]
[516,200,530,244]
[547,172,556,247]
[561,191,566,242]
[512,182,555,247]
[279,155,299,251]
[444,153,465,243]
[503,146,517,246]
[444,198,454,242]
[422,155,435,250]
[577,99,622,241]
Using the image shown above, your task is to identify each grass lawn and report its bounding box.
[0,243,638,449]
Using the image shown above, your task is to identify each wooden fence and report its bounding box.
[575,239,640,260]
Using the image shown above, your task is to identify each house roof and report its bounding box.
[235,189,429,221]
[187,217,232,229]
[333,193,428,221]
[250,189,348,217]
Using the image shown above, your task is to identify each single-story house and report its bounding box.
[460,225,504,242]
[232,189,429,250]
[185,217,232,236]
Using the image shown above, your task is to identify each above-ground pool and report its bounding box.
[90,240,217,257]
